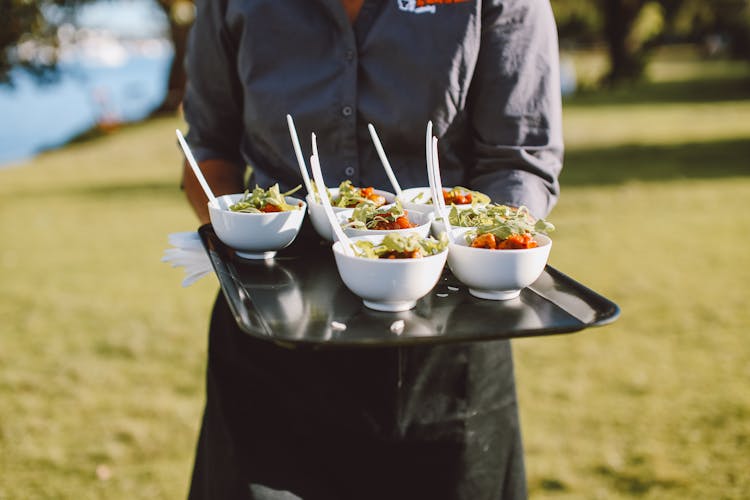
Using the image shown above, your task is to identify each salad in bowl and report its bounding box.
[209,184,306,259]
[341,201,432,238]
[446,206,555,300]
[307,180,396,241]
[332,233,449,311]
[397,185,490,215]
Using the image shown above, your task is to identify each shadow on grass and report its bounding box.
[566,74,750,108]
[594,464,681,496]
[6,181,182,200]
[562,138,750,187]
[535,477,568,492]
[67,181,182,199]
[34,120,141,155]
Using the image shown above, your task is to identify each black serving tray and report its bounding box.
[199,223,619,349]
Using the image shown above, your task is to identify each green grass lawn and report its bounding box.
[1,49,749,499]
[519,48,750,499]
[0,119,217,498]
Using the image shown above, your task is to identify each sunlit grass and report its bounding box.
[518,178,750,499]
[563,101,750,150]
[517,47,750,500]
[564,46,750,151]
[1,49,749,499]
[0,116,216,499]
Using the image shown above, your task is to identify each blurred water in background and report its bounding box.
[0,52,172,167]
[0,0,172,167]
[0,0,576,169]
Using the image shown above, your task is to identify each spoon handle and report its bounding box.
[286,115,315,197]
[368,123,402,196]
[431,136,454,238]
[309,135,357,257]
[176,129,218,207]
[425,121,441,222]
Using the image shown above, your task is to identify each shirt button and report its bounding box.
[345,50,354,61]
[341,106,353,117]
[345,166,355,176]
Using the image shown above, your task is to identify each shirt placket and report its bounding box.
[339,31,359,181]
[340,0,384,183]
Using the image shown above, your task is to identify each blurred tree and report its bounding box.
[151,0,194,115]
[553,0,750,85]
[662,0,750,57]
[0,0,76,84]
[599,0,664,83]
[552,0,665,84]
[551,0,602,47]
[0,0,194,113]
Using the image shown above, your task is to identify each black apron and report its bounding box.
[188,229,527,500]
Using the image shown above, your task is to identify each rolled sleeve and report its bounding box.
[183,0,245,168]
[467,0,563,218]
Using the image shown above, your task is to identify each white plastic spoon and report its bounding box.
[309,135,357,257]
[431,136,455,241]
[367,123,402,196]
[286,114,314,197]
[425,121,442,223]
[176,129,219,208]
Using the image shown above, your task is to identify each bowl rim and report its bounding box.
[397,185,488,208]
[332,235,449,262]
[448,232,552,252]
[305,187,396,205]
[208,194,307,216]
[339,207,434,235]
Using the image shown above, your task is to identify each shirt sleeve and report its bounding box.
[182,0,245,168]
[466,0,563,218]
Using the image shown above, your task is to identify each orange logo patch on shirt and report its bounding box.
[398,0,470,14]
[417,0,470,5]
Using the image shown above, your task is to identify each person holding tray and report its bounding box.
[181,1,563,499]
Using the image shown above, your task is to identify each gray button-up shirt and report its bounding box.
[184,0,563,217]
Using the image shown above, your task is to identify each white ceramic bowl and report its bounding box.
[307,187,396,241]
[332,235,448,312]
[447,232,552,300]
[397,186,487,216]
[430,217,451,238]
[431,215,478,238]
[340,209,433,239]
[208,194,307,259]
[396,187,433,215]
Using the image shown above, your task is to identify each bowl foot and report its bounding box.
[363,299,417,312]
[469,288,521,301]
[235,250,277,260]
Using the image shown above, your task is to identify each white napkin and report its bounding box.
[161,231,213,287]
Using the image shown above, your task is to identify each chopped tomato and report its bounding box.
[395,216,414,229]
[359,186,385,206]
[497,233,537,249]
[370,211,416,230]
[470,233,497,249]
[443,190,472,205]
[261,203,282,213]
[366,193,386,207]
[471,232,538,250]
[341,186,387,208]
